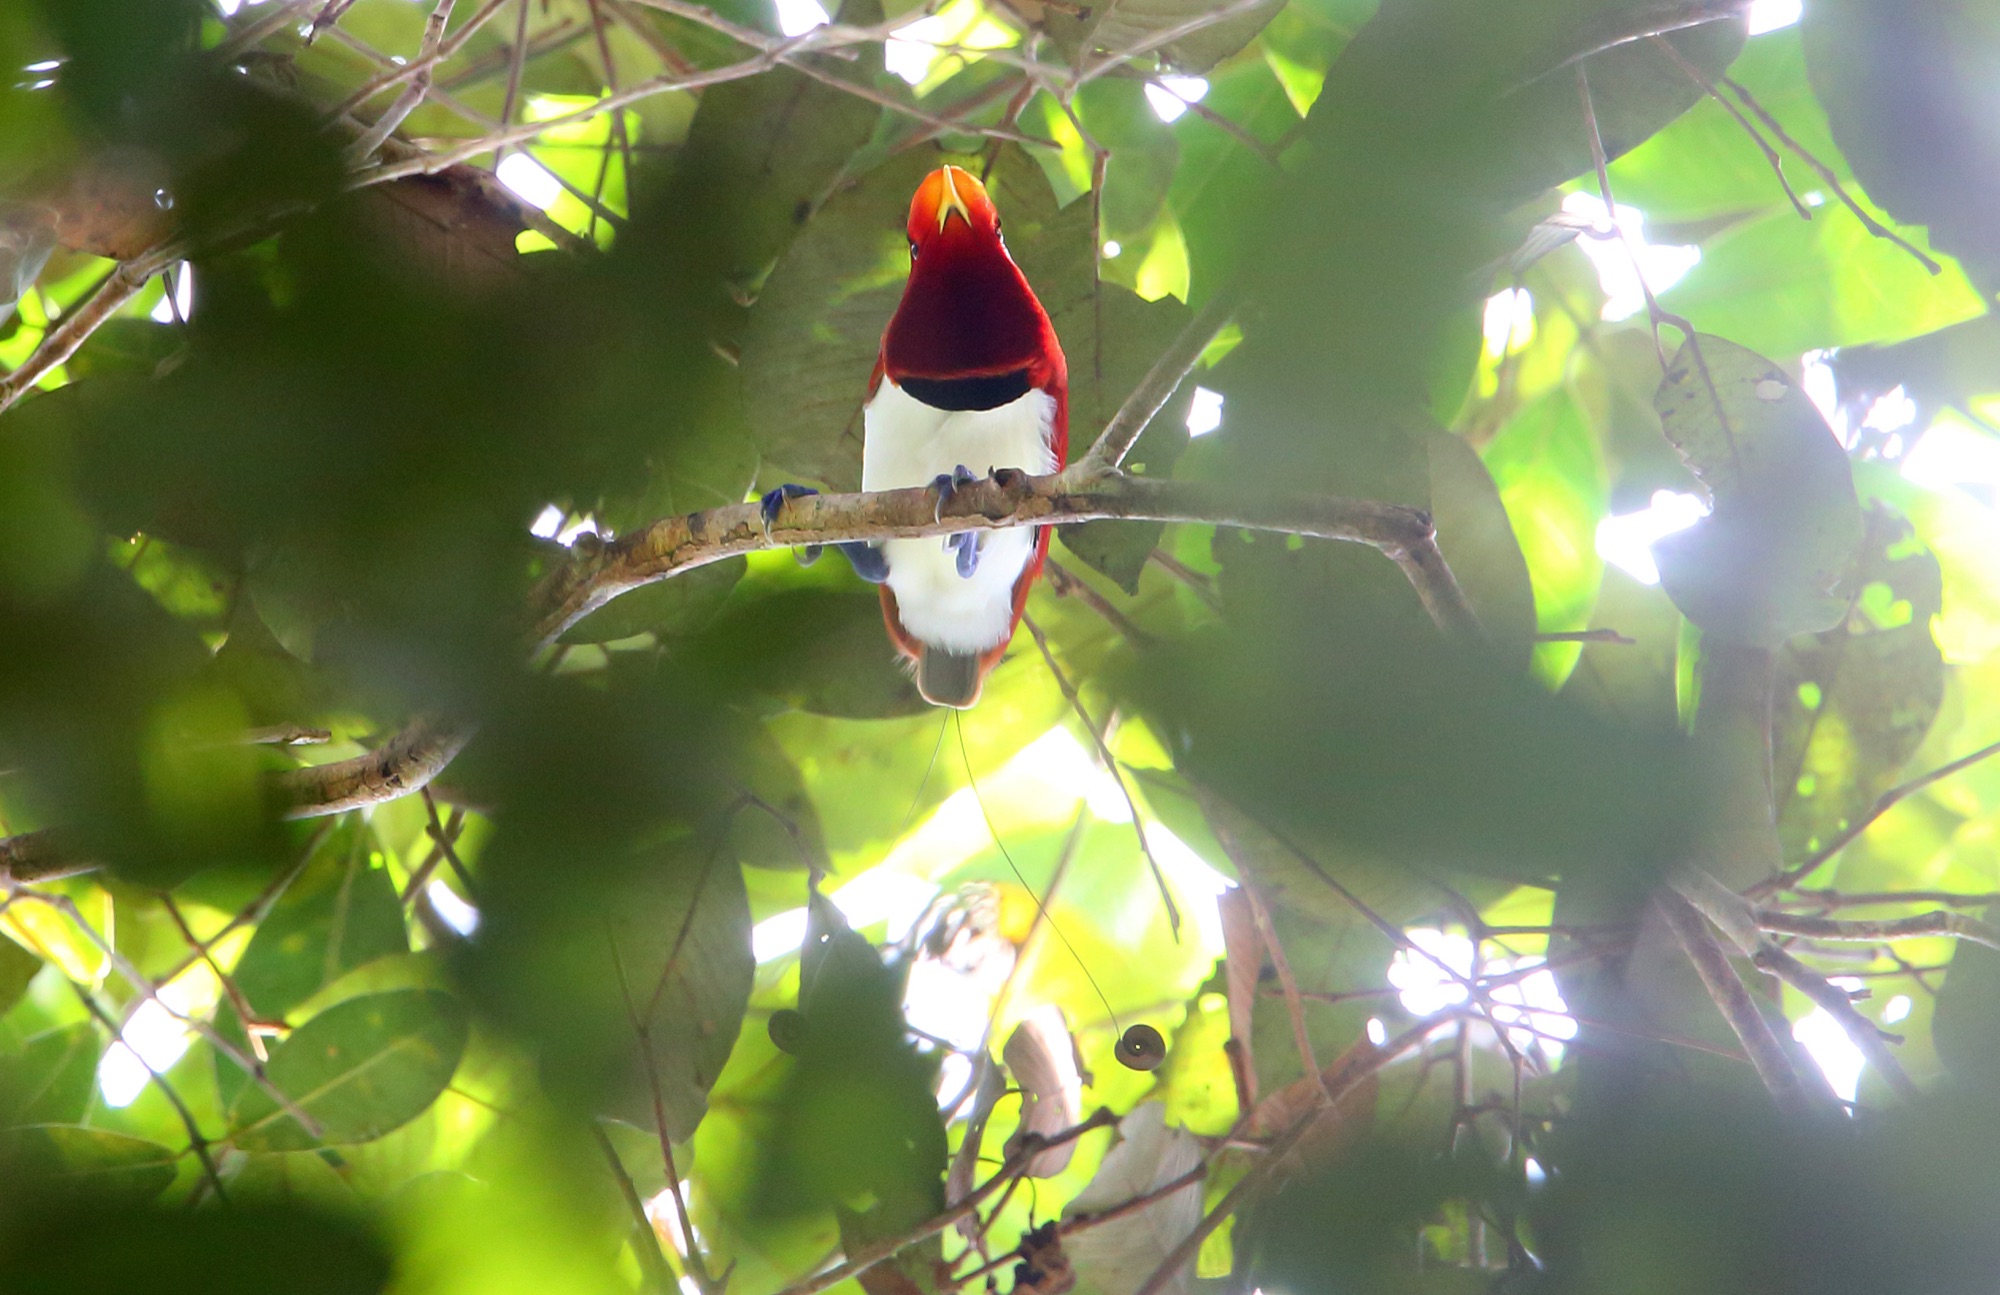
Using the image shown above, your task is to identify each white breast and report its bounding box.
[862,379,1057,654]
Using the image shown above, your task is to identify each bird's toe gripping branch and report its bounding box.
[933,464,987,579]
[756,483,889,584]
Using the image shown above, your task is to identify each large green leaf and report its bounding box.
[1048,0,1286,75]
[1936,934,2000,1090]
[1652,334,1864,647]
[1802,0,2000,291]
[1429,429,1535,668]
[1483,386,1608,688]
[1,1022,101,1126]
[0,937,41,1019]
[7,1124,178,1202]
[228,988,468,1151]
[0,1200,392,1294]
[228,819,409,1021]
[459,834,753,1142]
[1773,507,1945,861]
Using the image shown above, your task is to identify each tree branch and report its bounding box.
[1082,285,1236,469]
[1128,1019,1433,1295]
[0,254,176,416]
[770,1108,1120,1295]
[1755,908,2000,951]
[1655,890,1823,1116]
[529,466,1477,645]
[272,715,472,819]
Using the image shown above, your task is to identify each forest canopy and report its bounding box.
[4,1,2000,1293]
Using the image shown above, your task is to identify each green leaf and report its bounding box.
[1048,0,1285,75]
[1935,933,2000,1089]
[2,1022,102,1125]
[1774,507,1945,860]
[8,1125,178,1202]
[222,1151,360,1211]
[216,819,408,1111]
[658,5,884,282]
[0,1200,392,1294]
[737,148,927,491]
[1428,429,1535,669]
[230,820,409,1021]
[461,837,752,1142]
[756,893,944,1230]
[1651,335,1865,647]
[0,937,42,1018]
[558,556,744,645]
[228,988,468,1151]
[1802,0,2000,290]
[695,586,927,719]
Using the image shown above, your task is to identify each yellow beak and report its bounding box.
[936,165,975,233]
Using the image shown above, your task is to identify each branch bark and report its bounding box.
[1755,908,2000,951]
[529,465,1478,646]
[272,716,472,820]
[1656,890,1826,1114]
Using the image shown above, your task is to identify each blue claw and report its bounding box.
[838,541,890,585]
[931,464,981,524]
[949,530,983,579]
[759,484,825,564]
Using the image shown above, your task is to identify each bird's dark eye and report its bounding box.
[908,238,919,261]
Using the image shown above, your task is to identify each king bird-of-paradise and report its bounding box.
[765,164,1067,708]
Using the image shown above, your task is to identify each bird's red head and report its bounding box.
[905,163,1002,249]
[882,165,1061,388]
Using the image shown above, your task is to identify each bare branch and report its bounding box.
[1753,940,1919,1100]
[528,466,1475,646]
[273,716,472,819]
[1129,1019,1433,1295]
[0,255,175,416]
[0,828,94,885]
[769,1108,1121,1295]
[1083,287,1236,470]
[1756,908,2000,951]
[1655,890,1824,1116]
[1720,73,1943,275]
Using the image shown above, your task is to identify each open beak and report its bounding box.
[935,164,975,233]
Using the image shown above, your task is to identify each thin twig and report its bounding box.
[1240,884,1328,1103]
[1648,35,1811,219]
[1720,74,1942,275]
[594,1122,681,1295]
[1128,1020,1432,1295]
[769,1109,1120,1295]
[347,0,461,165]
[5,885,328,1140]
[1083,287,1236,469]
[0,256,171,415]
[1753,941,1918,1099]
[70,980,230,1202]
[1757,737,2000,895]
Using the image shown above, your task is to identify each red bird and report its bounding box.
[867,165,1068,707]
[769,165,1067,708]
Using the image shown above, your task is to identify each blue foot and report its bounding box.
[759,484,824,564]
[948,530,984,578]
[930,464,981,524]
[837,540,890,585]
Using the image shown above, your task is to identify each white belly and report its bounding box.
[862,379,1057,654]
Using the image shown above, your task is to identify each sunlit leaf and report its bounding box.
[1652,334,1864,646]
[228,988,469,1151]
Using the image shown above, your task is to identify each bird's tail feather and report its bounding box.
[916,647,983,709]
